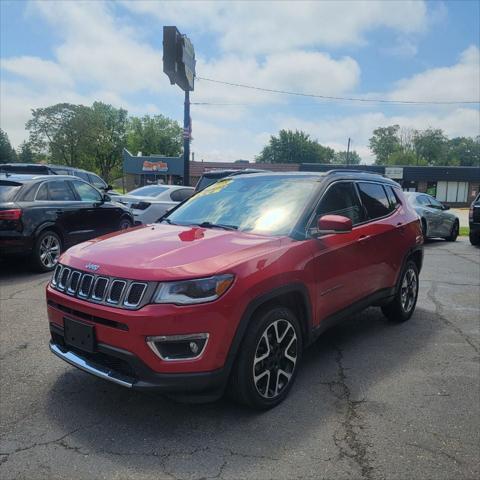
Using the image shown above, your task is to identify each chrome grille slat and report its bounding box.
[50,265,150,310]
[107,280,126,304]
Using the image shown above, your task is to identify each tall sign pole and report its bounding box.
[183,91,190,186]
[346,137,351,166]
[163,26,195,186]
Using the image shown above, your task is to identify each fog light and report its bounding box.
[146,333,209,361]
[189,341,199,354]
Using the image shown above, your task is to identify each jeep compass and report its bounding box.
[47,171,423,409]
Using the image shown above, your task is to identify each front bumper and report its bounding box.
[49,323,228,394]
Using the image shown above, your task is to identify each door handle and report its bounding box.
[358,234,371,242]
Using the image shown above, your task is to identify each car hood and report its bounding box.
[61,224,283,281]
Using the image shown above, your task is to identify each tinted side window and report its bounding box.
[88,173,107,189]
[428,197,443,209]
[170,189,194,202]
[74,171,90,182]
[357,182,392,219]
[385,186,400,209]
[71,180,102,202]
[35,183,49,201]
[317,182,366,225]
[417,195,430,206]
[47,180,76,201]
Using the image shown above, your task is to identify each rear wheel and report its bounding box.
[445,220,459,242]
[119,217,132,230]
[229,306,302,409]
[382,260,419,323]
[31,230,62,272]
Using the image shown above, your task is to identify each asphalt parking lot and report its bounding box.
[0,238,479,480]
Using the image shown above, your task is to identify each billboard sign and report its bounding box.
[163,26,195,91]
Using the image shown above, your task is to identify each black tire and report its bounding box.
[31,230,62,272]
[421,219,428,239]
[445,220,459,242]
[228,306,303,410]
[470,231,480,246]
[381,260,419,323]
[119,217,132,230]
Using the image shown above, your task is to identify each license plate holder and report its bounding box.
[63,317,96,353]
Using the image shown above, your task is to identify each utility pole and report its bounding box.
[183,91,190,186]
[346,137,351,166]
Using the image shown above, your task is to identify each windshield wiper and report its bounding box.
[196,221,238,231]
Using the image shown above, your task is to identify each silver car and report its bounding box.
[404,192,459,241]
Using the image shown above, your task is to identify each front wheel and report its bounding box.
[470,231,480,246]
[228,306,302,409]
[382,260,419,323]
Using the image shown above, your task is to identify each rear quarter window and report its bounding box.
[0,184,21,202]
[357,182,393,219]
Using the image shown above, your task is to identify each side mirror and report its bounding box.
[310,215,353,237]
[442,204,450,210]
[103,194,111,202]
[107,184,113,191]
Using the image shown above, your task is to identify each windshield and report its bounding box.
[195,175,226,192]
[128,185,168,197]
[166,176,318,236]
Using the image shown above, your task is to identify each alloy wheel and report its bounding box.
[400,267,418,313]
[39,234,60,269]
[252,319,298,399]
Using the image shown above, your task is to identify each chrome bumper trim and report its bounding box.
[49,343,133,388]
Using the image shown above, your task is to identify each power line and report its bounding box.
[196,76,480,105]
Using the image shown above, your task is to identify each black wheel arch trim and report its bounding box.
[35,222,65,245]
[224,282,313,377]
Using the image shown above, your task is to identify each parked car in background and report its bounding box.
[469,192,480,246]
[404,192,459,242]
[46,170,423,409]
[194,168,266,192]
[117,185,194,224]
[0,163,112,193]
[0,174,134,271]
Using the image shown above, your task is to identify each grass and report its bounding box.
[459,226,469,236]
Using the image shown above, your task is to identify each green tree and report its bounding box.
[369,125,401,165]
[17,141,34,163]
[84,102,128,182]
[334,150,361,165]
[126,115,182,157]
[447,136,480,166]
[26,103,91,167]
[413,128,448,165]
[256,129,334,164]
[386,150,426,166]
[0,129,17,163]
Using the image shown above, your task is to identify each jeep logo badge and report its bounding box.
[85,263,100,271]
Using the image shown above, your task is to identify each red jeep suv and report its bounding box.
[47,171,423,409]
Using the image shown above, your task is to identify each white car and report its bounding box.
[117,185,194,224]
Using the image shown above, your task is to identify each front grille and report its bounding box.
[50,265,151,310]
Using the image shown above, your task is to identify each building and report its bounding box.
[122,150,479,206]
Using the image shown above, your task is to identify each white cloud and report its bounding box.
[390,45,480,102]
[1,56,73,88]
[124,0,428,54]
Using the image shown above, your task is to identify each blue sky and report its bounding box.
[1,0,479,163]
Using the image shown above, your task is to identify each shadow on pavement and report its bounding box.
[43,305,438,475]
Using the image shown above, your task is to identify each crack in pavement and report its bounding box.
[406,442,463,466]
[427,281,480,355]
[0,277,50,301]
[322,345,377,480]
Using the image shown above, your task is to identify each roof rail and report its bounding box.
[325,169,386,177]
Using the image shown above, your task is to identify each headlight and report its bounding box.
[153,274,234,305]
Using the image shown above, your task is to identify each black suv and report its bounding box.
[0,175,133,271]
[0,163,111,192]
[469,192,480,246]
